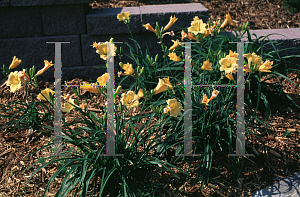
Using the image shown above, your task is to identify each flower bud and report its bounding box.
[136,66,140,74]
[140,67,144,74]
[119,62,124,68]
[115,85,122,94]
[155,54,158,62]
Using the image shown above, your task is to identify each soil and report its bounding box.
[0,1,300,196]
[89,0,300,30]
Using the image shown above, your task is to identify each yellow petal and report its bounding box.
[35,60,54,76]
[37,88,55,101]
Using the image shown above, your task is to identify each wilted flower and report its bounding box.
[62,98,76,113]
[9,56,22,70]
[117,12,130,21]
[153,77,174,95]
[37,88,55,101]
[120,91,139,109]
[257,60,273,72]
[163,98,183,117]
[79,101,88,112]
[162,31,175,37]
[164,15,178,31]
[97,73,108,86]
[201,59,213,71]
[188,18,207,35]
[80,83,101,94]
[228,50,239,58]
[181,30,196,41]
[143,23,157,34]
[7,71,22,93]
[91,39,116,61]
[244,64,251,74]
[35,60,54,76]
[169,39,183,51]
[18,69,29,84]
[209,89,220,101]
[168,52,182,62]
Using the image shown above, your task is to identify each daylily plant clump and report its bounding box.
[2,10,299,197]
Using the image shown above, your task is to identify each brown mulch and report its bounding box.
[89,0,300,30]
[0,71,300,196]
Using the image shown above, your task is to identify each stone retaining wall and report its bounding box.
[0,1,299,83]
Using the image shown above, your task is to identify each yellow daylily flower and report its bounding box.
[143,23,157,34]
[168,52,181,62]
[37,88,55,101]
[244,52,264,66]
[220,13,237,28]
[219,55,238,74]
[153,77,174,95]
[80,83,101,94]
[163,98,183,117]
[169,39,183,51]
[9,56,22,70]
[35,60,54,76]
[225,73,234,81]
[62,98,76,113]
[18,69,29,84]
[97,73,108,86]
[91,39,116,61]
[7,71,22,93]
[117,12,130,21]
[209,89,220,101]
[118,62,135,77]
[257,60,273,72]
[120,91,139,109]
[201,59,213,71]
[164,15,178,31]
[188,18,207,35]
[202,93,210,106]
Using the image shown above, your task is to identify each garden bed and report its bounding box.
[0,71,299,196]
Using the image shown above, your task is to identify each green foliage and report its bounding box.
[282,0,300,13]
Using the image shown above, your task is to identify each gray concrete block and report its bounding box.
[0,35,82,73]
[0,6,43,39]
[86,7,141,35]
[0,0,9,6]
[81,32,171,68]
[10,0,90,6]
[140,3,209,33]
[241,28,300,57]
[252,171,300,197]
[41,4,90,36]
